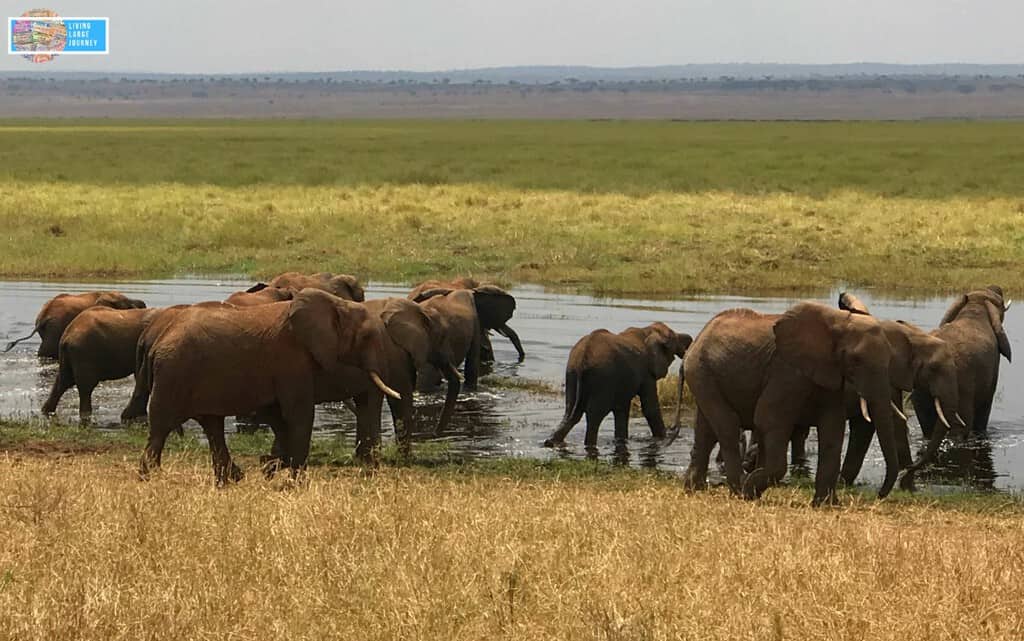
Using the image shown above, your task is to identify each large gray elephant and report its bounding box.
[139,290,401,484]
[786,292,962,486]
[41,306,161,418]
[5,291,147,358]
[543,323,692,447]
[266,272,365,302]
[902,286,1011,488]
[682,302,900,506]
[409,278,525,363]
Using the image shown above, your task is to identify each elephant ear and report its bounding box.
[96,292,147,310]
[472,286,516,329]
[838,292,871,315]
[381,299,433,369]
[245,282,269,293]
[985,301,1012,362]
[287,289,345,370]
[412,287,454,303]
[674,333,694,358]
[773,303,843,391]
[642,323,678,378]
[940,295,969,325]
[329,274,365,302]
[882,321,916,391]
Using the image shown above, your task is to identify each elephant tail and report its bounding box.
[562,370,587,429]
[3,319,45,353]
[672,358,686,429]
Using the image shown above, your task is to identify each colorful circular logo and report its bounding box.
[11,9,67,63]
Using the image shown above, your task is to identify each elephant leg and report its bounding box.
[259,407,290,479]
[139,415,180,479]
[812,406,846,506]
[121,378,150,422]
[683,409,717,490]
[197,415,241,486]
[689,381,744,495]
[77,380,98,420]
[479,332,495,363]
[283,404,316,476]
[789,423,810,465]
[584,406,610,448]
[612,405,630,442]
[41,366,73,415]
[354,391,384,462]
[840,416,875,486]
[638,380,666,438]
[974,395,995,433]
[743,428,788,500]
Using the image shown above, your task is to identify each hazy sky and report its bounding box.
[2,0,1021,73]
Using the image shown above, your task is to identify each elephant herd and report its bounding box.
[3,276,1012,505]
[4,273,523,484]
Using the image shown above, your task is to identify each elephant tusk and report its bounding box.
[954,412,967,427]
[860,397,872,423]
[889,400,907,422]
[370,372,402,400]
[934,397,951,429]
[1005,299,1012,312]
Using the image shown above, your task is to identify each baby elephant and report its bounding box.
[545,323,692,447]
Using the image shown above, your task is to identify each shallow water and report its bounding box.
[1,279,1022,492]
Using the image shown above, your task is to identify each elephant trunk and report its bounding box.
[867,392,899,498]
[436,362,462,433]
[899,395,960,490]
[497,324,526,362]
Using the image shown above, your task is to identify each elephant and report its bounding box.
[786,292,961,486]
[415,289,482,390]
[5,291,147,358]
[41,306,162,418]
[266,272,365,302]
[120,301,237,422]
[681,302,900,506]
[225,284,294,306]
[409,278,525,363]
[902,286,1011,488]
[139,289,401,485]
[261,297,462,468]
[543,323,692,447]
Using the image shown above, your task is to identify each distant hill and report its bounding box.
[3,63,1024,83]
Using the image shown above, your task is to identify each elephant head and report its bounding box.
[471,285,525,362]
[410,280,525,362]
[940,285,1012,362]
[378,298,462,432]
[773,302,900,497]
[287,289,400,401]
[883,320,960,427]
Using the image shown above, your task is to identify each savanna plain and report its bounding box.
[2,120,1024,639]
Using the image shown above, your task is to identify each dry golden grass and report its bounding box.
[1,456,1022,640]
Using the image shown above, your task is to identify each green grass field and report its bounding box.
[1,119,1023,293]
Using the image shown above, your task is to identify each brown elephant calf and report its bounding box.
[545,323,692,447]
[41,306,161,418]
